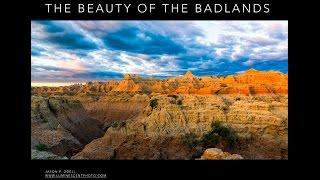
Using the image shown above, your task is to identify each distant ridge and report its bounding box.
[32,69,288,95]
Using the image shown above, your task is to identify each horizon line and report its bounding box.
[31,68,288,87]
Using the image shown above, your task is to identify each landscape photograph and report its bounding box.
[31,20,288,160]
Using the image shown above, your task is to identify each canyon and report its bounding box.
[31,69,288,160]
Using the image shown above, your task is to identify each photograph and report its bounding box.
[31,20,288,160]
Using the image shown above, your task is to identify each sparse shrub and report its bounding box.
[110,121,119,128]
[183,132,200,148]
[198,122,221,148]
[177,99,183,105]
[183,121,238,150]
[42,118,48,123]
[119,121,126,128]
[191,146,205,159]
[110,121,126,128]
[150,99,158,109]
[35,144,48,151]
[208,121,238,149]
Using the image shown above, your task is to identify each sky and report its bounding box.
[31,21,288,83]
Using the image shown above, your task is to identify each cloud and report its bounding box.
[73,21,123,35]
[31,21,288,82]
[102,27,186,55]
[32,21,99,50]
[231,45,245,61]
[193,21,287,61]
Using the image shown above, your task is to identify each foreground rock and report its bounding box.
[71,132,193,160]
[31,96,104,157]
[198,148,243,160]
[31,149,68,160]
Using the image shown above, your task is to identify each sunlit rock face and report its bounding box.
[31,69,287,96]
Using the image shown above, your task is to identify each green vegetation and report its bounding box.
[42,118,48,123]
[204,121,238,148]
[110,121,126,128]
[184,132,199,149]
[183,121,238,150]
[150,99,158,109]
[110,121,119,128]
[35,144,48,151]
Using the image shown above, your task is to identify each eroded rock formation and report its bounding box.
[32,69,288,96]
[31,69,288,160]
[31,96,104,157]
[70,94,287,160]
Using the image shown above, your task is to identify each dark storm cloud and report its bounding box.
[34,21,98,50]
[102,27,186,55]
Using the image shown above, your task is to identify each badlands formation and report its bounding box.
[31,69,288,160]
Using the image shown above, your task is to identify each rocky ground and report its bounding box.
[31,69,288,160]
